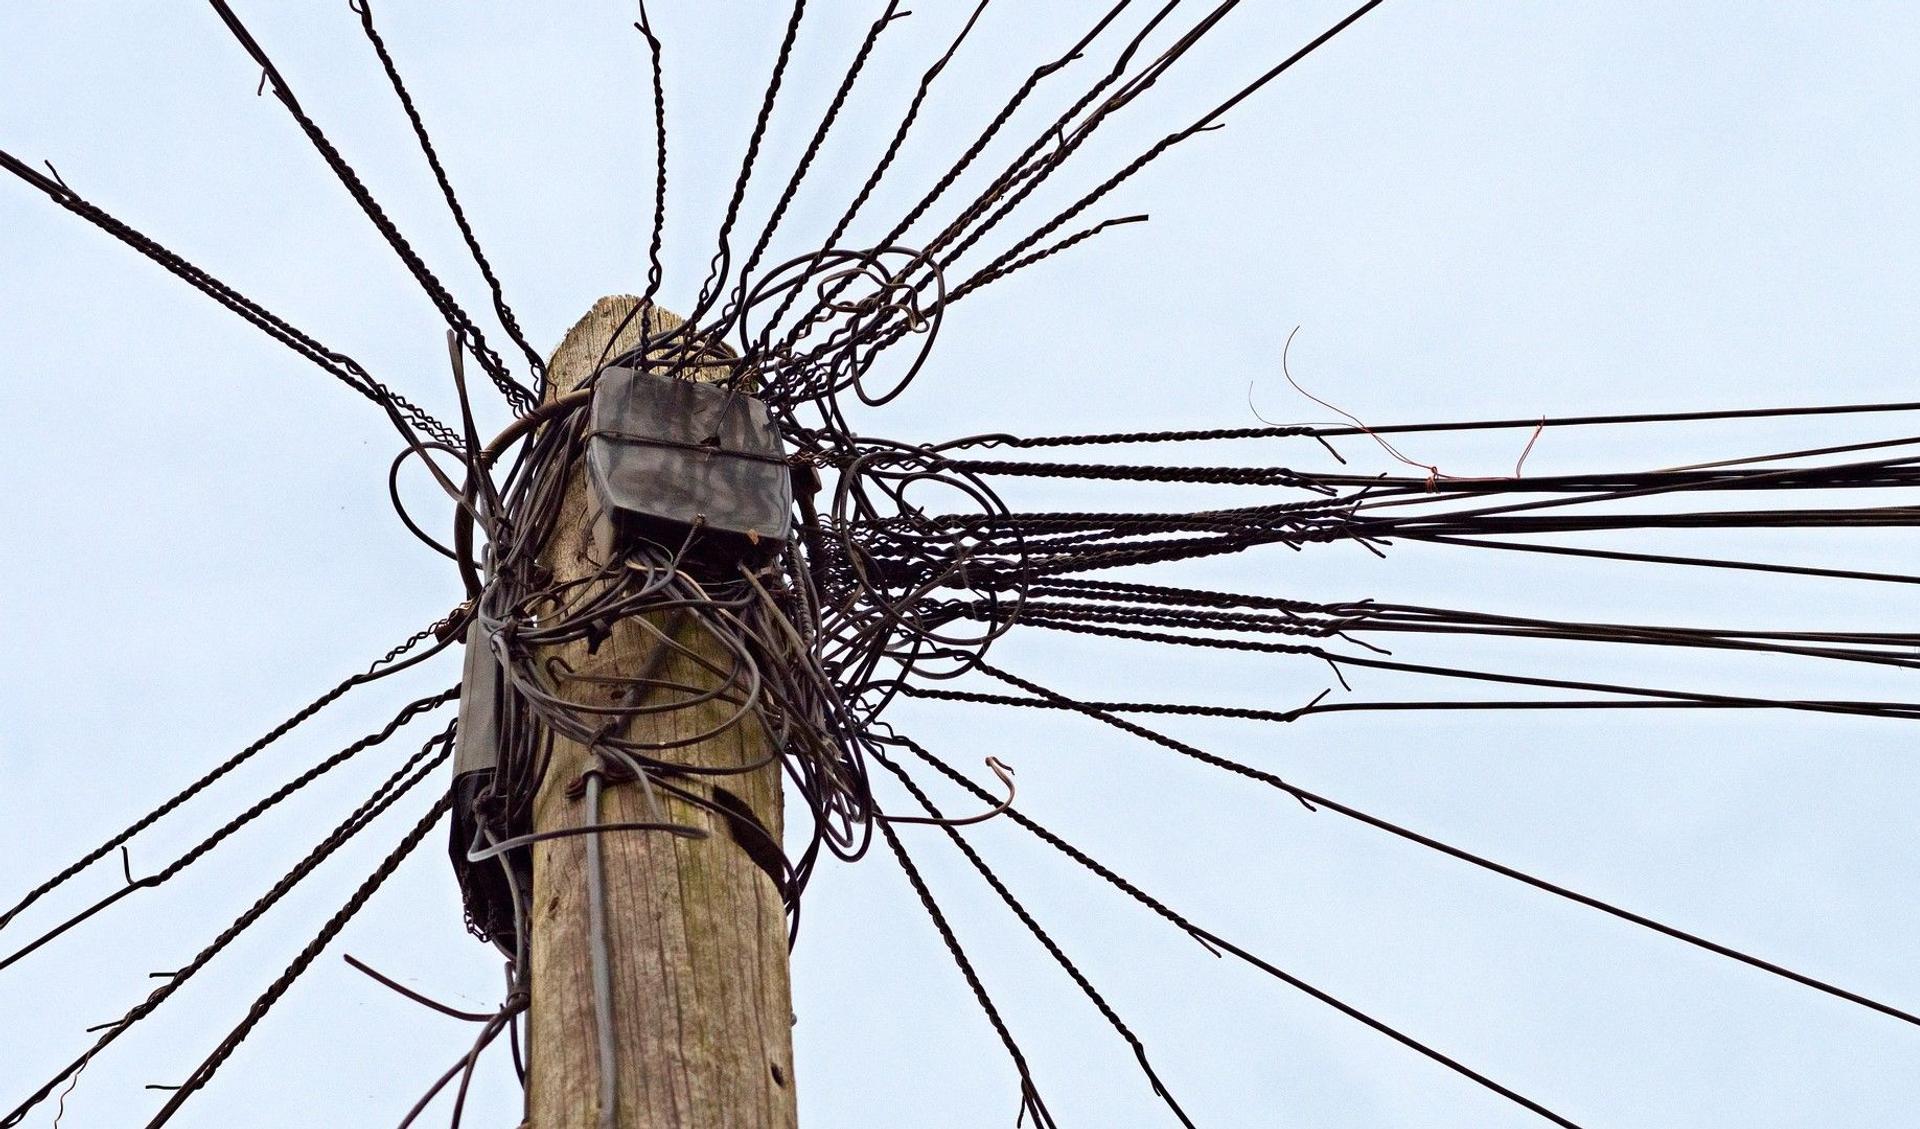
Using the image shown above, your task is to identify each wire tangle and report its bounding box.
[12,2,1920,1127]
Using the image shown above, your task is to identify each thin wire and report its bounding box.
[146,794,456,1125]
[963,660,1920,1029]
[206,0,535,412]
[892,734,1587,1127]
[0,613,460,933]
[352,0,548,394]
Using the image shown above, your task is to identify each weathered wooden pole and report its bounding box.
[527,296,796,1128]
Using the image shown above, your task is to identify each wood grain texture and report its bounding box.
[527,297,796,1129]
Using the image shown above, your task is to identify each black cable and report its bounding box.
[206,0,536,412]
[870,749,1195,1126]
[876,817,1058,1128]
[0,148,463,449]
[3,723,457,1128]
[0,612,461,934]
[352,0,548,394]
[0,688,459,972]
[146,793,455,1125]
[964,660,1920,1029]
[892,733,1586,1127]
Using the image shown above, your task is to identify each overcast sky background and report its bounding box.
[4,3,1920,1126]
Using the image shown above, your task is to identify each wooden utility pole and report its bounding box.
[527,296,797,1128]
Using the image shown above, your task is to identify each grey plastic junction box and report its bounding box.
[585,366,793,563]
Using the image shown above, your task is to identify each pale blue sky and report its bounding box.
[3,3,1919,1126]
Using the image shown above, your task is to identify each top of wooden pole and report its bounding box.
[526,295,797,1129]
[548,295,682,397]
